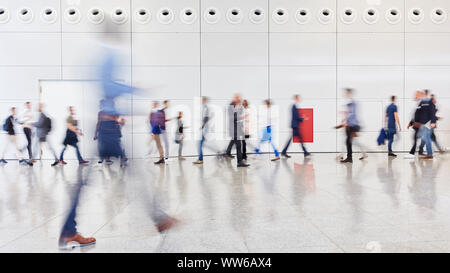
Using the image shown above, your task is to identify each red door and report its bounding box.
[293,108,313,143]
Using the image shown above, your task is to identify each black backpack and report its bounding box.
[44,116,52,132]
[2,118,8,132]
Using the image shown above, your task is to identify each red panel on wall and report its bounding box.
[293,108,313,143]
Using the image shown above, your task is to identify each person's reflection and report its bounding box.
[99,163,127,231]
[176,160,187,204]
[229,165,251,233]
[408,160,439,212]
[342,161,366,224]
[376,158,400,208]
[141,163,179,233]
[281,157,315,212]
[197,163,215,221]
[254,161,281,221]
[59,166,96,249]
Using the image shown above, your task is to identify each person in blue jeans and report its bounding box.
[59,166,96,249]
[194,97,220,164]
[385,96,402,157]
[59,107,89,165]
[414,94,437,159]
[255,100,280,162]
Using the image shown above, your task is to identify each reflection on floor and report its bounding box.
[0,153,449,253]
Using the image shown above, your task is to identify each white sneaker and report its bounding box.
[403,153,415,159]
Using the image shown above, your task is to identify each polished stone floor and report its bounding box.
[0,152,449,253]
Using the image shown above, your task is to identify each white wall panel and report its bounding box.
[405,0,450,33]
[0,0,60,32]
[202,33,268,66]
[405,33,450,65]
[132,0,200,33]
[201,0,268,33]
[405,66,450,99]
[270,66,336,99]
[337,0,405,33]
[0,66,60,100]
[62,33,131,66]
[0,33,60,65]
[202,66,268,100]
[269,0,336,33]
[133,66,200,100]
[61,0,131,33]
[133,33,200,66]
[62,66,132,84]
[337,66,404,99]
[270,33,336,66]
[338,33,404,65]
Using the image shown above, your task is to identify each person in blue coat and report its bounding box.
[385,96,402,157]
[281,94,310,158]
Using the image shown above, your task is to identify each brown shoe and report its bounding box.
[420,155,434,160]
[59,233,96,249]
[156,217,179,233]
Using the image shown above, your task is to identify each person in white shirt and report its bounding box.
[0,107,31,166]
[255,99,281,162]
[19,102,34,162]
[193,97,220,164]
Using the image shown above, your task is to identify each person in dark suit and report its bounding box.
[281,94,310,158]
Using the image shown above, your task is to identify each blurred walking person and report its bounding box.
[161,100,173,160]
[227,94,249,167]
[385,96,401,157]
[59,167,96,249]
[242,99,251,161]
[145,101,159,158]
[0,107,31,166]
[59,106,89,165]
[254,100,281,161]
[418,94,444,154]
[19,101,34,162]
[281,94,310,158]
[193,97,220,164]
[415,91,437,159]
[175,111,187,160]
[404,91,424,159]
[94,100,127,167]
[339,88,367,163]
[33,103,59,166]
[151,104,165,164]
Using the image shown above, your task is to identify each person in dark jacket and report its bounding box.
[281,94,310,158]
[33,103,59,166]
[404,90,424,159]
[415,93,437,159]
[1,107,31,165]
[418,94,444,154]
[385,96,402,157]
[94,100,126,166]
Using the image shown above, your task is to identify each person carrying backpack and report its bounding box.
[1,107,32,166]
[33,103,59,166]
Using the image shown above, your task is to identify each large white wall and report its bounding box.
[0,0,449,159]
